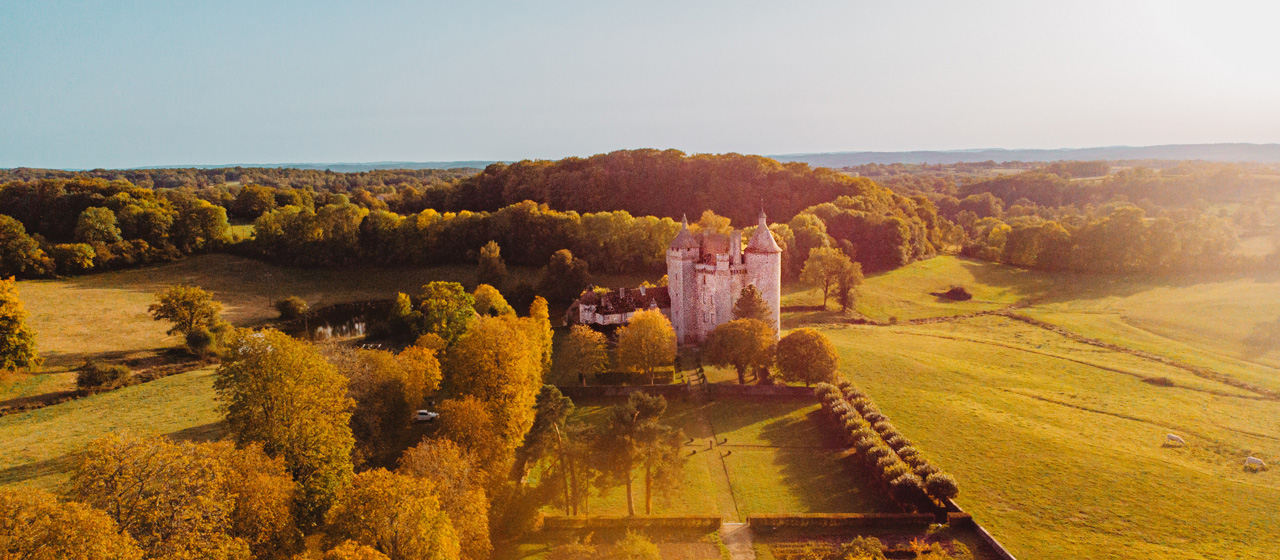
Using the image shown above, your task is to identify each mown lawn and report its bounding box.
[0,367,224,491]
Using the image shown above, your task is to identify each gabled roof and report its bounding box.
[745,210,782,253]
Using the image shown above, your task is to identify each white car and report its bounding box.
[415,410,439,422]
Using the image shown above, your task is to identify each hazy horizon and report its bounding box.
[3,1,1279,169]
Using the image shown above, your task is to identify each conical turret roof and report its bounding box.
[745,210,782,253]
[669,214,700,250]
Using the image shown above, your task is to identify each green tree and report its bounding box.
[0,277,40,371]
[330,345,443,466]
[835,261,864,313]
[559,325,608,385]
[49,243,96,274]
[616,309,676,384]
[216,329,355,521]
[417,281,476,346]
[324,469,460,560]
[0,487,144,560]
[471,284,514,317]
[147,285,223,336]
[75,207,123,244]
[274,296,308,320]
[703,319,775,384]
[732,284,771,323]
[539,249,590,302]
[520,385,575,477]
[598,392,671,516]
[800,246,855,309]
[0,215,51,278]
[775,328,840,386]
[476,240,508,288]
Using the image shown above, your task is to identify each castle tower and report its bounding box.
[744,210,783,335]
[666,216,700,345]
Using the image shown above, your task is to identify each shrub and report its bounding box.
[875,455,899,470]
[925,473,960,501]
[883,462,911,481]
[854,438,879,454]
[885,435,910,450]
[850,398,873,413]
[850,429,878,446]
[864,411,887,424]
[75,361,132,390]
[872,421,895,435]
[275,296,309,320]
[889,473,925,504]
[611,531,661,560]
[185,327,217,356]
[843,417,867,432]
[866,446,891,461]
[896,446,919,460]
[913,463,940,478]
[939,286,972,301]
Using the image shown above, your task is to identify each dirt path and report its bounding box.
[719,522,756,560]
[689,402,742,521]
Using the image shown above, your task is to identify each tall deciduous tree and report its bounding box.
[835,261,864,313]
[0,215,51,278]
[528,296,553,375]
[559,325,608,385]
[775,328,840,387]
[0,277,39,371]
[324,469,460,560]
[703,319,775,384]
[417,282,476,346]
[147,285,223,336]
[0,487,144,560]
[800,247,856,309]
[471,284,514,317]
[616,309,676,384]
[329,345,442,467]
[476,240,508,288]
[216,329,355,521]
[75,207,123,244]
[539,249,590,303]
[398,439,491,560]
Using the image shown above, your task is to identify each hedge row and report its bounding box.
[541,515,723,531]
[816,382,960,508]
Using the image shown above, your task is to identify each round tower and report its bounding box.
[744,210,783,335]
[666,215,700,345]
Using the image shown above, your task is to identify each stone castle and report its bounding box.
[570,211,782,345]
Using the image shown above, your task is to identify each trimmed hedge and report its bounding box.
[816,382,960,507]
[747,513,935,530]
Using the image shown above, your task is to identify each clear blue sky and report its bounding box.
[3,1,1278,168]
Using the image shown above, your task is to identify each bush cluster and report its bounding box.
[816,382,959,508]
[75,361,133,390]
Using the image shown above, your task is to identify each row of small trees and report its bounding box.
[816,382,958,510]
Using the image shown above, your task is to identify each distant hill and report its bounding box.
[133,160,502,172]
[769,143,1280,167]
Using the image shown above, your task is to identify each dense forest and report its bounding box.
[3,152,1279,283]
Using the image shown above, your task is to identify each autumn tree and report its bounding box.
[775,328,840,386]
[323,541,390,560]
[0,215,51,278]
[615,309,676,384]
[0,487,144,560]
[70,434,300,560]
[539,249,590,302]
[417,281,476,346]
[324,469,460,560]
[835,261,864,313]
[385,292,419,341]
[433,396,503,470]
[216,329,355,521]
[703,319,775,384]
[399,439,491,560]
[446,315,544,470]
[800,247,856,309]
[329,345,442,466]
[528,296,554,375]
[732,284,771,323]
[558,325,608,386]
[75,207,123,244]
[0,277,39,371]
[476,240,508,288]
[471,284,515,316]
[148,285,228,354]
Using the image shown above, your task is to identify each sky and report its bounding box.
[2,0,1279,169]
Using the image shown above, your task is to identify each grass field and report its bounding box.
[548,397,893,520]
[0,367,223,491]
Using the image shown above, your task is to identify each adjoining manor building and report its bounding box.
[569,211,782,345]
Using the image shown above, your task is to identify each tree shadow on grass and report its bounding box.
[754,407,897,514]
[0,454,79,487]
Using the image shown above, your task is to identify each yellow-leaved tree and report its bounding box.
[527,296,553,375]
[399,439,491,560]
[329,343,443,466]
[0,487,143,560]
[702,318,775,384]
[0,276,40,371]
[616,309,676,384]
[216,329,355,521]
[558,324,608,386]
[324,469,460,560]
[471,283,514,317]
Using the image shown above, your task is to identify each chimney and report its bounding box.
[731,230,742,264]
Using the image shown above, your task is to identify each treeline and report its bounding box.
[954,162,1280,208]
[0,166,476,193]
[0,178,231,277]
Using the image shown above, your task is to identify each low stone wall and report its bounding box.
[707,384,815,398]
[555,384,691,400]
[747,513,935,531]
[542,515,722,531]
[943,500,1018,560]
